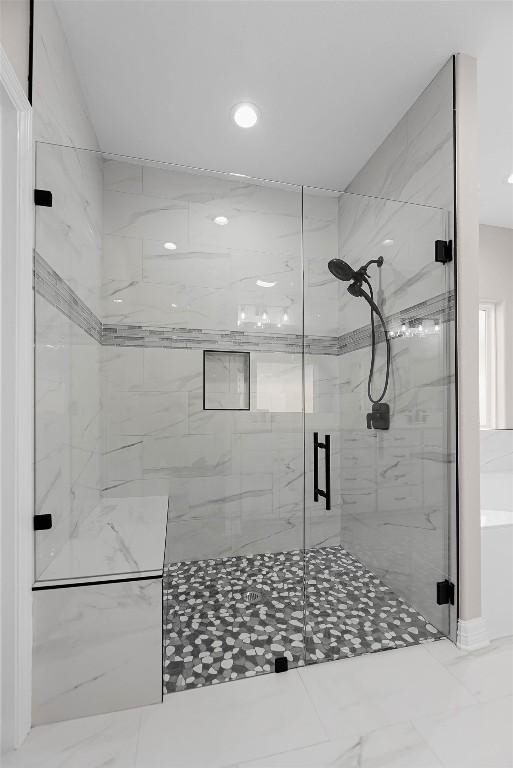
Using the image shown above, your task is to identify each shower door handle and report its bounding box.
[313,432,331,511]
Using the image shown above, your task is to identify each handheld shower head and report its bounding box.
[328,259,356,282]
[327,254,390,420]
[328,256,383,285]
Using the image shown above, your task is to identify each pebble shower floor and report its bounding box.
[163,546,442,693]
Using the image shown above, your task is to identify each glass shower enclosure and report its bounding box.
[33,143,455,695]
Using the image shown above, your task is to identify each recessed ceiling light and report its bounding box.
[214,215,229,226]
[113,298,123,303]
[382,239,394,246]
[229,172,249,178]
[232,103,259,129]
[164,242,177,250]
[507,173,513,185]
[256,279,276,288]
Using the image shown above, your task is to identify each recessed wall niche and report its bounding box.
[203,350,250,411]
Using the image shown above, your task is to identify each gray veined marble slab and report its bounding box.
[35,495,169,585]
[32,576,163,725]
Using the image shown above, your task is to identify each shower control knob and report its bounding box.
[367,402,390,431]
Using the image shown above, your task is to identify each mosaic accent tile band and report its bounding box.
[35,253,454,356]
[102,323,339,355]
[34,252,102,343]
[163,546,442,694]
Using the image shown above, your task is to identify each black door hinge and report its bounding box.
[436,579,455,605]
[34,189,53,207]
[34,513,53,531]
[435,240,452,264]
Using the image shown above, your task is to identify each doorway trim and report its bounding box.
[0,44,33,751]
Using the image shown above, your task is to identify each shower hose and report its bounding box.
[359,277,391,404]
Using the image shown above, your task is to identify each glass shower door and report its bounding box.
[302,188,454,664]
[33,144,307,693]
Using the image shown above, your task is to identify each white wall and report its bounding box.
[0,39,33,752]
[454,54,484,644]
[0,0,30,96]
[479,224,513,429]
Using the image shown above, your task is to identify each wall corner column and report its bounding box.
[454,53,488,648]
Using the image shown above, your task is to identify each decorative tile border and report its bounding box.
[34,252,102,343]
[102,323,340,355]
[35,253,454,357]
[337,291,455,355]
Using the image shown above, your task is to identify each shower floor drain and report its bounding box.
[244,590,262,604]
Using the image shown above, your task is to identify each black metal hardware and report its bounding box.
[435,240,452,264]
[34,189,53,207]
[34,513,52,531]
[274,657,288,673]
[367,402,390,431]
[436,579,455,605]
[313,432,331,511]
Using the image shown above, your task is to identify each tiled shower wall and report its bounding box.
[99,161,344,560]
[33,1,103,579]
[330,58,457,631]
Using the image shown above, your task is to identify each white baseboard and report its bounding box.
[457,617,490,651]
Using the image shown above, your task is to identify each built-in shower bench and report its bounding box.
[32,496,169,725]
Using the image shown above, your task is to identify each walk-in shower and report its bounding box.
[32,142,456,712]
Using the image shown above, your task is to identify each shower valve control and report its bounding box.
[367,402,390,431]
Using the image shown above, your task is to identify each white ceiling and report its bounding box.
[56,0,513,228]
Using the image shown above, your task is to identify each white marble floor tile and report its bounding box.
[2,708,141,768]
[413,694,513,768]
[423,636,513,703]
[5,639,513,768]
[135,670,326,768]
[239,722,443,768]
[298,644,474,737]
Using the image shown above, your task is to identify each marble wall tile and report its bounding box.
[165,518,232,562]
[332,64,457,632]
[143,348,203,392]
[36,143,104,317]
[33,2,105,585]
[102,160,303,333]
[101,346,144,392]
[104,158,143,193]
[102,438,143,486]
[346,58,454,211]
[103,234,143,284]
[335,338,453,630]
[188,391,233,435]
[33,0,99,149]
[143,434,232,477]
[35,297,102,580]
[336,194,448,335]
[141,163,301,216]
